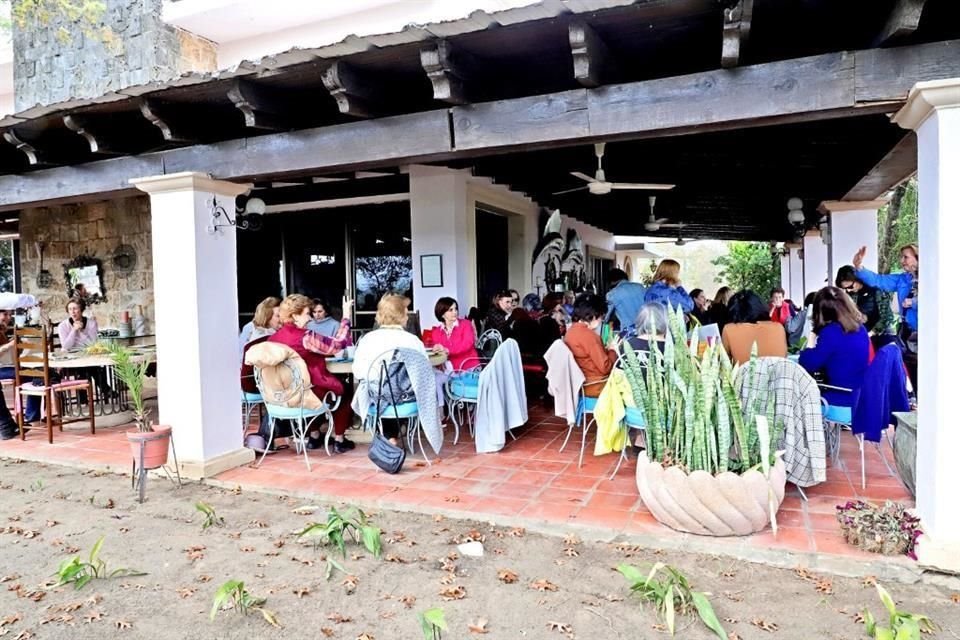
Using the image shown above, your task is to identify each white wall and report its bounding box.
[802,232,830,296]
[829,208,878,277]
[788,247,805,303]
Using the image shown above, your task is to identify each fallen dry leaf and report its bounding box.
[724,617,740,624]
[294,586,310,599]
[497,569,518,584]
[508,527,526,537]
[196,575,212,583]
[0,575,19,584]
[118,527,129,534]
[114,619,132,630]
[728,634,743,640]
[720,569,737,579]
[439,585,466,601]
[433,514,444,522]
[862,575,877,588]
[226,532,241,540]
[398,595,416,609]
[468,618,489,634]
[951,593,960,604]
[563,534,580,546]
[83,611,104,623]
[750,617,779,632]
[327,612,352,624]
[13,630,32,640]
[563,547,579,557]
[45,521,58,528]
[231,486,242,495]
[530,579,558,592]
[603,593,624,602]
[320,628,334,638]
[176,587,196,599]
[793,567,816,582]
[240,546,255,553]
[250,519,269,528]
[723,591,744,603]
[384,554,409,564]
[103,499,115,509]
[439,573,456,585]
[0,613,21,627]
[444,495,460,503]
[493,548,505,555]
[273,539,285,549]
[342,576,358,594]
[815,578,834,595]
[357,634,375,640]
[291,505,319,515]
[546,621,573,633]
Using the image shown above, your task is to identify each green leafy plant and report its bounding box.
[836,500,921,558]
[297,506,382,559]
[54,536,145,589]
[417,607,447,640]
[621,306,782,476]
[862,583,936,639]
[195,502,225,530]
[108,343,152,432]
[712,241,781,298]
[787,336,807,355]
[618,563,725,639]
[210,579,280,628]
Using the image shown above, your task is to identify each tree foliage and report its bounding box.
[877,178,918,274]
[711,242,781,298]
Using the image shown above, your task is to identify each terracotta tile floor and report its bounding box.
[0,402,917,573]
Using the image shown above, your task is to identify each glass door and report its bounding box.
[348,202,413,331]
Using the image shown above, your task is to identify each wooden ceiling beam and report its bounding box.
[844,132,916,201]
[321,61,380,118]
[420,39,479,105]
[568,20,620,88]
[139,98,200,145]
[2,129,57,166]
[255,174,409,205]
[227,79,299,132]
[721,0,754,68]
[63,114,140,155]
[875,0,928,47]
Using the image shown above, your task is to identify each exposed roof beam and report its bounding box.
[321,61,380,118]
[0,40,956,212]
[568,20,619,88]
[844,132,916,201]
[227,79,298,131]
[139,98,199,144]
[721,0,754,68]
[63,114,138,155]
[420,39,478,105]
[875,0,928,47]
[257,174,408,206]
[2,129,54,166]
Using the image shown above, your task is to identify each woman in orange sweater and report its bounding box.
[563,293,619,396]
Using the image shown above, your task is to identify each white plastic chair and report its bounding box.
[253,362,341,472]
[475,329,502,358]
[444,356,486,443]
[559,377,608,468]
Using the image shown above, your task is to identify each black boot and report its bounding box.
[0,420,18,440]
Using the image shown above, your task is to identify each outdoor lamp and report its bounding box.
[787,197,805,225]
[245,197,267,215]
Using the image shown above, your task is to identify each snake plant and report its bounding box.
[621,304,780,475]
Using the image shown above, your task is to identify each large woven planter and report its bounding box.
[636,452,787,536]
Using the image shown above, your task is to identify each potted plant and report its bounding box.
[835,500,922,558]
[109,343,170,469]
[623,305,787,536]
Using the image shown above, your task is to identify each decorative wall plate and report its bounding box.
[112,244,138,278]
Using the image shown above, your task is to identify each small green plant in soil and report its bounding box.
[618,563,726,639]
[54,536,145,590]
[417,606,447,640]
[862,583,936,639]
[297,506,382,559]
[210,579,280,628]
[195,501,225,530]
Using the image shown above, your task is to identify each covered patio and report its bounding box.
[0,0,957,574]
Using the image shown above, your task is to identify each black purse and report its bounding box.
[367,358,407,474]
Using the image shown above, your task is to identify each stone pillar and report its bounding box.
[801,232,829,298]
[787,244,804,303]
[892,79,960,570]
[819,200,883,281]
[408,165,475,317]
[131,172,254,479]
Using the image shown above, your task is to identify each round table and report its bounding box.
[326,350,448,375]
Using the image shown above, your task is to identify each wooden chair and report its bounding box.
[12,326,95,443]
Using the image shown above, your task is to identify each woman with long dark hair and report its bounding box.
[798,286,870,406]
[720,290,787,364]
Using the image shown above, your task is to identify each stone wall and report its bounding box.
[18,197,154,329]
[13,0,217,112]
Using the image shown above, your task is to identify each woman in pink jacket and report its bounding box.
[427,297,478,370]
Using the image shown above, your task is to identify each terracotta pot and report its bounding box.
[126,425,172,470]
[635,452,787,536]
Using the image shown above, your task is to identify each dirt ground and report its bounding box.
[0,458,957,640]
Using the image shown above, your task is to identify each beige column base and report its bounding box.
[177,447,254,480]
[917,535,960,575]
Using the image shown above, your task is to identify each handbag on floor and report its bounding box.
[367,356,407,474]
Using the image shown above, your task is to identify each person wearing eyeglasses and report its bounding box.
[835,265,881,333]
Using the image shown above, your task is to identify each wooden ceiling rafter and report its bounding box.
[568,20,621,88]
[721,0,754,68]
[875,0,929,46]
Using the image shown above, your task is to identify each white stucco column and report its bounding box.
[801,232,829,297]
[819,200,883,280]
[779,253,790,297]
[892,79,960,569]
[787,244,804,303]
[131,172,254,479]
[408,165,474,317]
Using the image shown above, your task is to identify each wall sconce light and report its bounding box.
[208,196,264,234]
[786,197,805,225]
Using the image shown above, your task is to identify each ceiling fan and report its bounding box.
[553,143,675,196]
[643,196,683,232]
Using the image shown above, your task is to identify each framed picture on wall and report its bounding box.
[420,254,443,287]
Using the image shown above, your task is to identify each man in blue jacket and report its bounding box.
[604,268,647,334]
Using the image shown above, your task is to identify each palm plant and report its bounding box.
[620,304,781,475]
[108,343,152,432]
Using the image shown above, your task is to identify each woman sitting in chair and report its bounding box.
[799,286,870,407]
[426,297,477,371]
[57,297,98,350]
[721,290,788,364]
[267,294,355,454]
[563,293,619,397]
